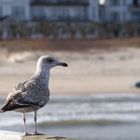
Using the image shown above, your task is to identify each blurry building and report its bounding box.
[129,0,140,22]
[103,0,131,23]
[31,0,89,21]
[0,0,100,22]
[0,0,140,39]
[30,0,100,22]
[88,0,100,22]
[0,0,30,21]
[0,0,140,23]
[103,0,140,23]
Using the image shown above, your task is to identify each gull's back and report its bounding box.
[1,76,50,112]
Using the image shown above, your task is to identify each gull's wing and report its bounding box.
[0,79,49,112]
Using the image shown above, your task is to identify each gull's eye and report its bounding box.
[47,58,53,63]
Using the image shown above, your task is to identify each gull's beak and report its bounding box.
[57,62,68,67]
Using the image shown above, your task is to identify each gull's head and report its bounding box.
[37,55,68,71]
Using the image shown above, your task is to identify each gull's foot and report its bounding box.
[22,132,32,136]
[31,132,44,135]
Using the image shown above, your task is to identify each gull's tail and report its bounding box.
[0,109,5,113]
[0,104,8,113]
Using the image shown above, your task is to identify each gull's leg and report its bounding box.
[34,110,38,134]
[23,113,28,135]
[32,110,43,135]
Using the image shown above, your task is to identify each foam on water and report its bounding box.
[1,93,140,127]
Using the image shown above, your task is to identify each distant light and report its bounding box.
[99,0,105,5]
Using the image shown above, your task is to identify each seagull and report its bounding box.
[134,81,140,88]
[0,55,68,135]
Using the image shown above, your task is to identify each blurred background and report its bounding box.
[1,0,140,140]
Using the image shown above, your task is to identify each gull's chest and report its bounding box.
[25,80,49,95]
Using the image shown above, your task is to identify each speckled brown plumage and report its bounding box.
[1,77,50,112]
[0,55,68,134]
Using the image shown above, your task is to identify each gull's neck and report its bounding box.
[33,65,50,86]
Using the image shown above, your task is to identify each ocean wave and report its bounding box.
[1,94,140,127]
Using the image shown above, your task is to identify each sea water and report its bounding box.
[0,94,140,140]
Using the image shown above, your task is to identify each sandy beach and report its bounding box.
[1,39,140,140]
[0,45,140,96]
